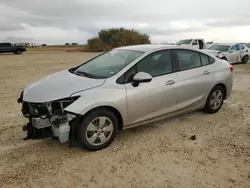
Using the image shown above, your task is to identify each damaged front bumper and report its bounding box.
[18,94,80,144]
[23,115,74,143]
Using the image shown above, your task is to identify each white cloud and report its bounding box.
[0,0,250,44]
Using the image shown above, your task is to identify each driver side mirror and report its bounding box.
[192,42,198,45]
[229,50,234,53]
[132,72,152,87]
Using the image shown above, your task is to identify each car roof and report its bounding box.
[115,44,196,52]
[210,43,244,46]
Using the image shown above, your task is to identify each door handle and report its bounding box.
[165,80,175,85]
[203,71,211,75]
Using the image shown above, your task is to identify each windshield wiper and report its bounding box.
[74,71,106,79]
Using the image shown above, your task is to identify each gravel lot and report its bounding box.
[0,51,250,188]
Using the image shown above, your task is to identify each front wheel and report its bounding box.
[77,109,119,151]
[242,55,249,64]
[15,50,22,55]
[203,85,225,113]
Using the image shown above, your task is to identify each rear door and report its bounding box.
[123,50,178,125]
[173,49,214,110]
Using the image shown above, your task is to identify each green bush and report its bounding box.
[87,37,104,52]
[87,28,151,52]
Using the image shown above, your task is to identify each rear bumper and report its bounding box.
[225,73,233,100]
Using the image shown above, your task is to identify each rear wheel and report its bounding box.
[15,50,22,55]
[242,55,249,64]
[203,85,225,113]
[77,109,119,151]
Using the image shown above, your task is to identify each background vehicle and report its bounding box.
[18,45,233,151]
[0,42,26,54]
[176,38,206,49]
[202,43,249,64]
[245,43,250,49]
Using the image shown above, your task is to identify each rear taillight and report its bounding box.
[229,65,233,72]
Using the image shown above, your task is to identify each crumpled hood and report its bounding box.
[202,49,221,56]
[23,70,105,103]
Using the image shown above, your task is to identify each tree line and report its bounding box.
[87,28,151,52]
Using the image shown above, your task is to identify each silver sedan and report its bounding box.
[18,45,233,151]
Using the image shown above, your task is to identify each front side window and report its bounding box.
[73,50,144,78]
[176,50,201,71]
[192,40,198,45]
[230,45,237,51]
[136,50,173,77]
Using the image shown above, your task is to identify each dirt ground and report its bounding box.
[0,51,250,188]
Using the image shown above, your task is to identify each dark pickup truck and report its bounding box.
[0,42,26,54]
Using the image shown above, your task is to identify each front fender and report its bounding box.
[64,86,128,124]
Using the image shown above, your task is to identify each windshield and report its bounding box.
[208,45,230,52]
[73,50,144,79]
[176,39,192,45]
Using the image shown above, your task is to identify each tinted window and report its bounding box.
[209,57,215,64]
[200,53,210,66]
[192,40,198,45]
[137,50,172,77]
[176,39,192,45]
[176,50,201,71]
[124,66,136,82]
[1,43,11,47]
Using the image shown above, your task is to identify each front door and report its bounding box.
[124,50,178,125]
[227,45,240,63]
[173,49,213,110]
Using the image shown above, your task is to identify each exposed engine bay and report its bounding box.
[18,93,80,144]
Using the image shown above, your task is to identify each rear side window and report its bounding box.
[200,53,210,66]
[209,56,215,64]
[176,50,201,71]
[230,45,237,51]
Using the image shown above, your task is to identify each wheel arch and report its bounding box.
[214,83,227,99]
[77,106,124,130]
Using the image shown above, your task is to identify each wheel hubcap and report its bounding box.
[85,117,113,146]
[210,90,223,110]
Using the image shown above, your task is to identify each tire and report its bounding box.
[15,50,22,55]
[203,85,225,114]
[242,55,249,64]
[77,108,119,151]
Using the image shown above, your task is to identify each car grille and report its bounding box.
[22,102,48,116]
